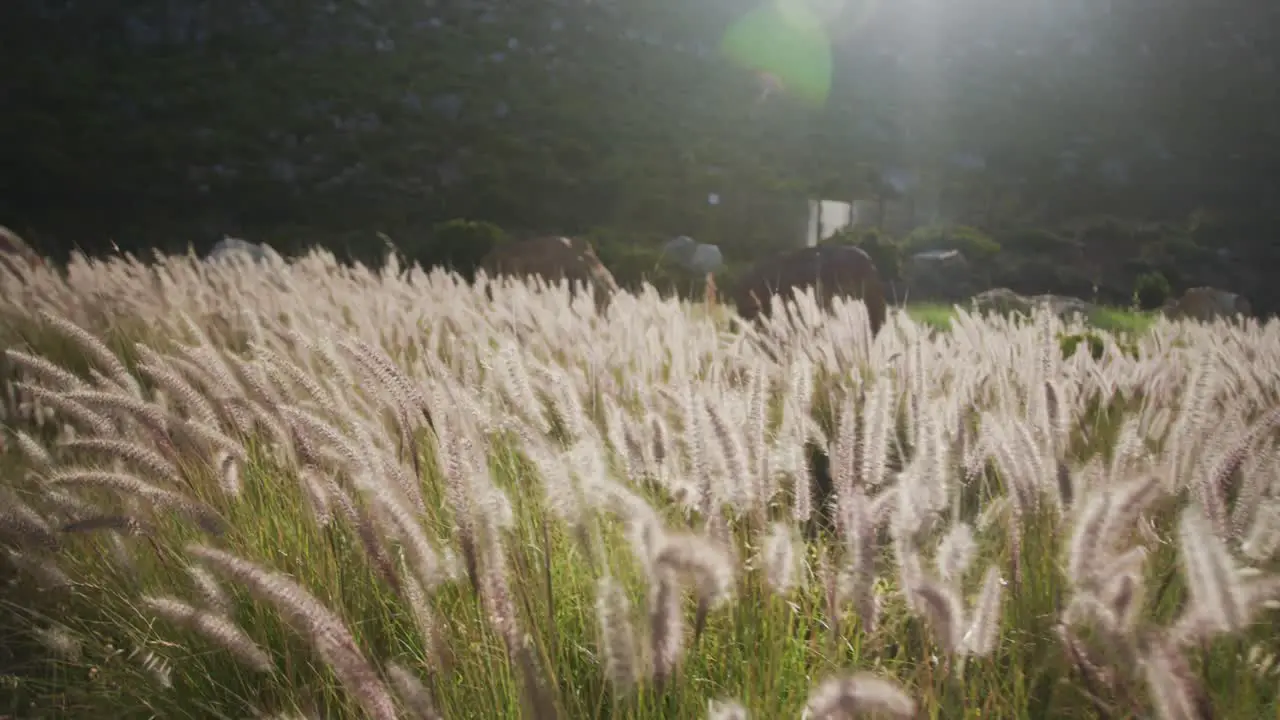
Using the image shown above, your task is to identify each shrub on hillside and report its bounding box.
[1058,331,1106,361]
[1077,216,1141,253]
[995,227,1083,260]
[1133,232,1220,298]
[989,254,1095,300]
[1133,271,1172,310]
[415,219,509,277]
[591,229,676,291]
[823,226,903,281]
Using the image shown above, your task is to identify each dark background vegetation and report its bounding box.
[2,0,1279,312]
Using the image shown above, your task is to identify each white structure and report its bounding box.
[804,199,856,246]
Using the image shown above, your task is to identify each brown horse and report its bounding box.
[479,236,620,313]
[732,244,887,335]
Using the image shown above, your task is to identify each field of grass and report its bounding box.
[1,249,1278,719]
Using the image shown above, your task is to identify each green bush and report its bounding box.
[1058,331,1106,361]
[412,219,510,278]
[1135,223,1213,278]
[1077,216,1139,252]
[824,226,903,281]
[595,241,670,292]
[991,254,1094,299]
[995,227,1083,259]
[1133,271,1172,310]
[1058,330,1140,361]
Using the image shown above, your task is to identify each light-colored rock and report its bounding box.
[912,249,966,265]
[663,235,696,263]
[663,236,724,274]
[1161,287,1250,322]
[1038,294,1094,318]
[971,288,1031,316]
[971,288,1093,319]
[209,237,269,264]
[688,244,723,274]
[206,237,289,291]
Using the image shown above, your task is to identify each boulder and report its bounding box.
[688,243,724,275]
[971,288,1093,320]
[904,248,973,302]
[1038,294,1094,319]
[971,288,1032,316]
[1161,287,1250,322]
[205,237,291,292]
[663,235,724,274]
[732,244,887,335]
[479,236,620,312]
[208,236,270,264]
[663,235,697,264]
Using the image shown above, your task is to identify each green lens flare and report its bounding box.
[721,0,833,107]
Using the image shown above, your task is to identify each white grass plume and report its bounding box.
[187,545,399,720]
[803,672,916,719]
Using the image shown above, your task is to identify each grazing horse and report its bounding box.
[732,244,887,336]
[479,236,620,313]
